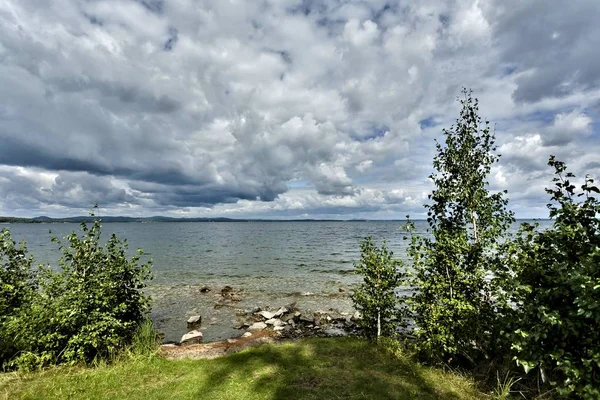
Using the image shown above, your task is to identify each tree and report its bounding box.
[508,157,600,399]
[406,89,514,363]
[352,237,404,340]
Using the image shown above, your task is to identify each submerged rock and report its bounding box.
[199,286,211,293]
[221,286,234,295]
[181,330,203,345]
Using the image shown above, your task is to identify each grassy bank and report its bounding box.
[1,338,483,400]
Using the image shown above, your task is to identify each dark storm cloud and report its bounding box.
[0,169,138,210]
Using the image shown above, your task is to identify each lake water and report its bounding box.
[3,220,551,342]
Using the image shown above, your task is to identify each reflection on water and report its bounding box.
[5,220,551,342]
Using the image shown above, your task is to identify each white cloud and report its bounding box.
[0,0,598,219]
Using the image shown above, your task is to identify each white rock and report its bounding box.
[248,321,267,331]
[265,318,286,327]
[242,332,252,338]
[273,326,285,331]
[258,311,277,320]
[273,307,288,317]
[180,330,203,345]
[187,315,202,325]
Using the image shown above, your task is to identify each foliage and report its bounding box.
[0,230,37,367]
[507,157,600,399]
[129,319,160,358]
[405,89,514,363]
[352,237,404,339]
[1,215,153,370]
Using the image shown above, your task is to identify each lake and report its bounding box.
[4,220,551,342]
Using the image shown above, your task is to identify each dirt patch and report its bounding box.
[160,330,279,360]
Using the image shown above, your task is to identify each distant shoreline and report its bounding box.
[0,216,550,223]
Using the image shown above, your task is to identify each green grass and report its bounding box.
[0,338,483,400]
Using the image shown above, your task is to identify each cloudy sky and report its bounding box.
[1,0,599,219]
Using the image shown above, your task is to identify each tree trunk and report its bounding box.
[377,311,381,339]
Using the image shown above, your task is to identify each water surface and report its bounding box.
[4,220,550,342]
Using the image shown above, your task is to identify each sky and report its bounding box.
[1,0,599,219]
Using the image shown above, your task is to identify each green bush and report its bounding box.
[1,217,153,370]
[0,230,37,366]
[405,89,514,364]
[352,237,404,340]
[507,157,600,399]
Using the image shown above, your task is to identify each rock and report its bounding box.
[229,294,243,302]
[199,286,211,293]
[338,287,345,292]
[248,322,267,331]
[281,313,295,322]
[273,326,285,331]
[265,318,285,327]
[352,311,362,321]
[273,307,288,317]
[180,330,203,345]
[186,315,202,328]
[324,328,347,337]
[242,332,253,338]
[221,286,234,295]
[258,310,277,320]
[299,314,313,323]
[227,338,238,344]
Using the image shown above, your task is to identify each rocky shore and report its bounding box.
[160,285,362,358]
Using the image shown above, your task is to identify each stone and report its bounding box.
[221,286,234,295]
[265,318,285,327]
[324,328,347,337]
[352,311,362,321]
[242,332,252,338]
[199,286,211,293]
[228,294,243,302]
[273,307,288,317]
[258,310,277,320]
[180,330,203,345]
[299,314,313,323]
[248,322,267,331]
[187,315,202,327]
[273,326,285,331]
[227,338,238,344]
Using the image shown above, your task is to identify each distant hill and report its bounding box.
[0,216,357,223]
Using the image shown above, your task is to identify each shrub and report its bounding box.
[405,89,514,364]
[2,216,153,370]
[0,230,37,367]
[352,237,404,340]
[508,157,600,399]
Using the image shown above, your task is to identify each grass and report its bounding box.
[0,337,484,400]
